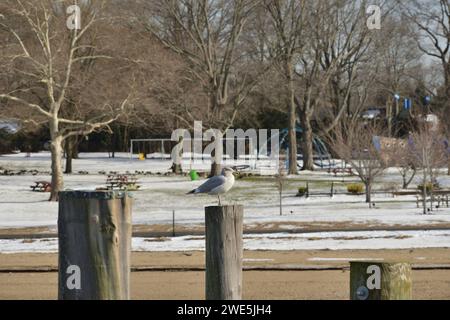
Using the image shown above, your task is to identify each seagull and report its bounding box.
[187,167,235,205]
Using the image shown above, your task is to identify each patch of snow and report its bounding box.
[308,257,385,262]
[1,230,449,253]
[243,258,274,262]
[1,152,450,234]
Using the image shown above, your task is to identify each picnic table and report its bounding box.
[30,181,52,192]
[106,174,140,191]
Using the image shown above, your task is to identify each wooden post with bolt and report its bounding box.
[350,261,412,300]
[205,205,243,300]
[58,190,132,300]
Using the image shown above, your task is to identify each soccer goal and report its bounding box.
[129,137,258,165]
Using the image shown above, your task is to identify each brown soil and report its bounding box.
[2,221,450,239]
[1,248,450,300]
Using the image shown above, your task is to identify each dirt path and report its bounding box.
[1,270,449,300]
[3,222,450,239]
[1,248,450,299]
[2,248,450,269]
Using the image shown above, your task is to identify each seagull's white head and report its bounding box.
[222,167,235,177]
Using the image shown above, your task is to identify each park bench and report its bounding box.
[392,190,422,197]
[105,174,140,191]
[30,181,52,192]
[328,167,354,176]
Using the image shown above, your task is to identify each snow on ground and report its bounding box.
[1,172,450,229]
[1,230,450,253]
[0,152,271,174]
[1,152,450,251]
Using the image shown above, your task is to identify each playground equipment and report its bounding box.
[260,127,335,169]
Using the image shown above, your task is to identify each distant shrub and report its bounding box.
[418,182,439,193]
[297,186,308,197]
[347,183,364,194]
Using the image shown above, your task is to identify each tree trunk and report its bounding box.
[50,135,64,202]
[209,139,222,177]
[365,181,372,205]
[279,189,282,216]
[402,167,416,189]
[64,136,76,174]
[171,163,182,174]
[65,151,73,174]
[402,175,407,190]
[445,64,450,176]
[429,172,434,212]
[299,110,314,171]
[422,181,427,215]
[210,163,222,177]
[171,138,183,174]
[286,63,298,175]
[386,99,393,137]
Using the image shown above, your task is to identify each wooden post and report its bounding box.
[350,261,412,300]
[58,191,132,300]
[330,182,334,197]
[205,205,243,300]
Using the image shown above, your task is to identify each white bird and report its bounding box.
[187,167,235,205]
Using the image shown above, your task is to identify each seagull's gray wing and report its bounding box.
[194,175,226,193]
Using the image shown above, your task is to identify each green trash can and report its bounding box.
[189,170,199,181]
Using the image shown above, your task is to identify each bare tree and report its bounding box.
[0,0,146,200]
[369,14,421,136]
[263,0,306,175]
[401,0,450,152]
[379,136,416,189]
[264,1,374,171]
[274,164,287,216]
[315,1,380,135]
[139,0,266,176]
[409,121,447,214]
[327,121,386,206]
[403,0,450,99]
[395,148,417,190]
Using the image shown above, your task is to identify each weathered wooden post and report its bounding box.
[205,205,243,300]
[58,191,132,300]
[350,261,412,300]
